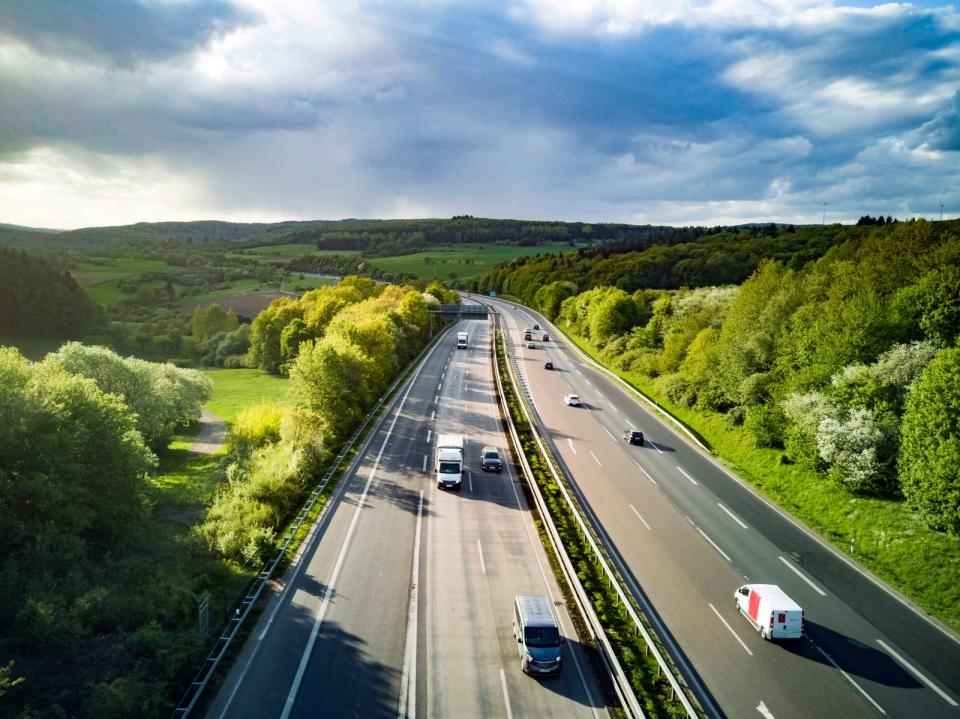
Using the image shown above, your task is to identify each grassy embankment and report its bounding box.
[367,242,579,280]
[494,333,687,719]
[561,331,960,633]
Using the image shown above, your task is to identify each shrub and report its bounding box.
[227,403,285,456]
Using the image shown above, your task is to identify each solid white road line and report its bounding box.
[676,466,699,485]
[809,636,886,714]
[499,668,514,719]
[281,374,417,719]
[397,490,424,719]
[430,410,435,421]
[477,539,487,575]
[877,639,959,706]
[426,429,431,444]
[697,527,732,563]
[632,460,657,485]
[590,450,602,467]
[718,503,749,529]
[567,438,578,455]
[629,504,651,530]
[778,556,827,596]
[708,602,753,656]
[602,426,616,442]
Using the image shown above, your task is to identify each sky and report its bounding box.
[0,0,958,230]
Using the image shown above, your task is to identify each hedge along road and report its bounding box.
[206,318,609,718]
[483,295,960,719]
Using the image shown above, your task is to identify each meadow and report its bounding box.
[366,242,581,280]
[202,367,292,423]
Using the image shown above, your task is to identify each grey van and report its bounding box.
[513,594,563,675]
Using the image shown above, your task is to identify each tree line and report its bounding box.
[470,223,857,298]
[200,277,449,565]
[0,248,103,338]
[528,219,960,533]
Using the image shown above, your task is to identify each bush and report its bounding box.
[744,404,785,448]
[227,403,284,456]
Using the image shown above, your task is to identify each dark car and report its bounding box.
[544,361,554,370]
[481,446,503,472]
[623,429,645,445]
[542,333,549,341]
[524,332,532,341]
[533,323,540,330]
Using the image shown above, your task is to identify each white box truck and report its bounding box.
[734,584,803,640]
[435,434,464,491]
[456,331,468,349]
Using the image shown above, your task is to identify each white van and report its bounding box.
[734,584,803,640]
[513,595,563,675]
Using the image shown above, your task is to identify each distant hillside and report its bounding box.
[0,216,674,254]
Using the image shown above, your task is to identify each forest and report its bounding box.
[511,219,960,534]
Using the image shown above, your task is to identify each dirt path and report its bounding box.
[189,408,227,454]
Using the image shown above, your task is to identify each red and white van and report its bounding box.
[734,584,803,640]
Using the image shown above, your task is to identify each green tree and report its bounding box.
[899,347,960,533]
[289,335,376,443]
[191,304,239,350]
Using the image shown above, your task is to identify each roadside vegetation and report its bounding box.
[491,218,960,630]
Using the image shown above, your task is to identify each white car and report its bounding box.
[564,394,581,407]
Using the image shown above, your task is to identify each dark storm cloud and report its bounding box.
[0,0,255,65]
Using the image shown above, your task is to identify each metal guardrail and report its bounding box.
[490,310,699,719]
[171,327,453,718]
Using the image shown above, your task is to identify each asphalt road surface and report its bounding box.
[484,295,960,719]
[206,320,610,718]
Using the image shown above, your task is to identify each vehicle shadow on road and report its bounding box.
[789,621,922,689]
[524,636,614,710]
[341,477,437,519]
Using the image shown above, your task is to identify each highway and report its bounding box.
[206,319,609,718]
[485,295,960,719]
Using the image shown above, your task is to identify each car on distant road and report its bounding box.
[544,361,554,370]
[524,332,532,341]
[623,429,645,445]
[533,323,540,330]
[527,342,536,349]
[542,334,549,341]
[481,446,503,472]
[564,393,581,406]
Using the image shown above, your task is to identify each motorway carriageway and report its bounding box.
[486,295,960,719]
[206,319,612,718]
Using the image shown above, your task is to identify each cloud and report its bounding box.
[0,0,957,229]
[0,0,255,66]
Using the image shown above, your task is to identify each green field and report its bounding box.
[0,335,70,360]
[231,244,357,261]
[71,258,186,306]
[203,368,292,423]
[185,278,272,304]
[283,275,339,293]
[366,242,580,279]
